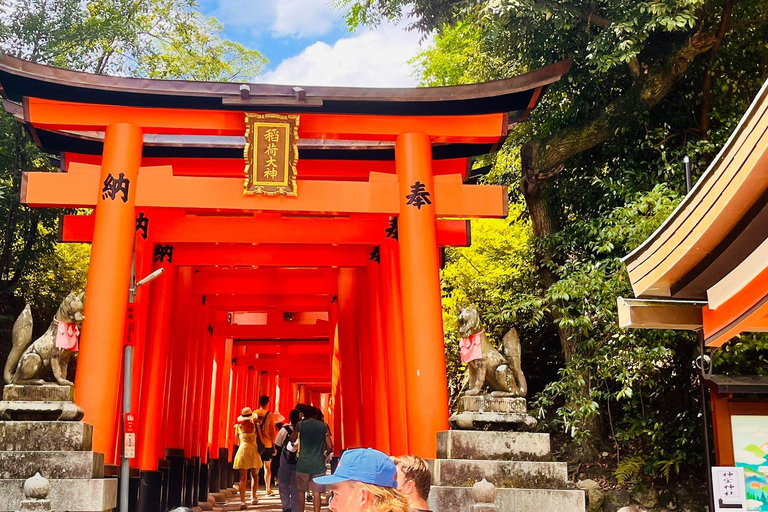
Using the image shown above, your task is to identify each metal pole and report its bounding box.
[684,156,693,193]
[121,243,138,512]
[121,343,133,512]
[698,329,715,512]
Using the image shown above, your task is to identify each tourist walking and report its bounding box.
[314,448,410,512]
[290,406,333,512]
[392,455,432,511]
[232,407,263,508]
[256,395,278,496]
[275,409,301,512]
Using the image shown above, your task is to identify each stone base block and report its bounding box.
[449,411,537,431]
[428,486,585,512]
[210,492,226,503]
[2,385,74,402]
[0,401,84,422]
[0,422,93,452]
[428,459,567,487]
[0,478,116,512]
[437,430,551,460]
[0,451,104,479]
[458,395,527,414]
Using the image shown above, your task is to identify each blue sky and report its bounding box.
[198,0,429,87]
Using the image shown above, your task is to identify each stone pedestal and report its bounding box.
[448,395,537,431]
[0,385,84,422]
[427,430,585,512]
[0,421,116,512]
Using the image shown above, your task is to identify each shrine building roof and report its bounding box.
[0,54,571,160]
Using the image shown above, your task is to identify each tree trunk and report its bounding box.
[518,31,717,460]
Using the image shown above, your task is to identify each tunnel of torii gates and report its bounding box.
[0,54,570,469]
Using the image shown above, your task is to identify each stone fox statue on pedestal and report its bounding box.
[4,292,85,386]
[458,305,527,397]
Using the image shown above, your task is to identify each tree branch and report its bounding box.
[528,30,717,177]
[699,0,738,137]
[532,0,613,28]
[728,18,768,30]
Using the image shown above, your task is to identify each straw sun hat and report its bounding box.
[237,407,255,423]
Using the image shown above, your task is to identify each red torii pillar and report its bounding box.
[165,267,194,452]
[212,337,233,458]
[396,132,450,458]
[137,263,177,469]
[75,123,142,463]
[381,240,409,455]
[338,268,363,449]
[196,328,215,462]
[128,227,154,469]
[367,261,391,454]
[356,270,377,449]
[329,300,342,453]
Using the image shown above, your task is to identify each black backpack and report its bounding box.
[282,425,297,465]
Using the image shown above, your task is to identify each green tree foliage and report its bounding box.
[0,0,266,344]
[346,0,768,474]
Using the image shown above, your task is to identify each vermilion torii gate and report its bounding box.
[0,54,568,489]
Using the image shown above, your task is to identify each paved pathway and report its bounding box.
[216,485,327,512]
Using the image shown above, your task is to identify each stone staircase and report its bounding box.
[427,430,585,512]
[0,421,116,512]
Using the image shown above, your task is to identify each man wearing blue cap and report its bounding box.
[314,448,410,512]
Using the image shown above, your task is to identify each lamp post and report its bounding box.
[120,253,164,512]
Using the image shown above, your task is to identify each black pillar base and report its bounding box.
[164,448,186,509]
[197,461,209,503]
[208,457,220,493]
[183,458,196,508]
[218,448,229,490]
[137,470,163,512]
[158,460,170,512]
[129,468,141,512]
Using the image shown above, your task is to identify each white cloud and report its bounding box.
[736,425,768,439]
[209,0,340,38]
[737,449,767,466]
[260,21,429,87]
[272,0,342,38]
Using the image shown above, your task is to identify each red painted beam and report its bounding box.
[26,98,508,143]
[194,274,338,296]
[25,165,507,217]
[207,295,333,309]
[171,243,373,267]
[214,321,330,339]
[64,153,472,180]
[60,213,471,246]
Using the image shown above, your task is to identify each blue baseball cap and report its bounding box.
[314,448,397,488]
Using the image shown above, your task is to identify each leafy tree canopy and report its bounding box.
[353,0,768,476]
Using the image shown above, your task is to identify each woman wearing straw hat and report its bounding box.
[233,407,264,508]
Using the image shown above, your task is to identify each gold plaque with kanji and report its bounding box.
[244,113,299,195]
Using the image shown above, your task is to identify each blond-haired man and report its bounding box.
[392,455,432,512]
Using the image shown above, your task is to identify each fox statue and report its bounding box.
[4,292,85,387]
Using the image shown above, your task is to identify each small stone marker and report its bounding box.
[18,473,51,512]
[470,479,497,512]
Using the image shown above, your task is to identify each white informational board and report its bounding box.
[124,433,136,459]
[713,466,748,511]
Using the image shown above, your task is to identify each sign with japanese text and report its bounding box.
[713,466,748,511]
[244,113,299,196]
[124,432,136,459]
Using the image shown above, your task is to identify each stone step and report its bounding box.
[0,421,92,451]
[428,459,567,488]
[0,451,104,479]
[436,430,551,460]
[428,486,585,512]
[0,478,116,512]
